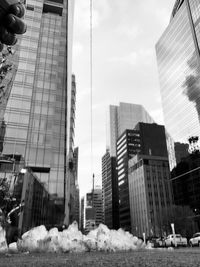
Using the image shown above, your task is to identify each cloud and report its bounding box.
[149,108,164,125]
[76,87,90,102]
[108,49,154,66]
[108,52,137,66]
[74,0,111,34]
[115,24,141,39]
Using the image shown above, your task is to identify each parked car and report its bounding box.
[189,233,200,247]
[155,237,166,247]
[147,236,166,248]
[164,234,187,247]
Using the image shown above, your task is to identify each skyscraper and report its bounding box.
[116,129,141,232]
[102,149,119,229]
[129,154,172,237]
[107,103,154,157]
[156,0,200,145]
[85,188,103,233]
[117,123,169,232]
[104,103,154,231]
[0,0,74,225]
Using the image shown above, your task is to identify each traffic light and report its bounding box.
[0,0,27,48]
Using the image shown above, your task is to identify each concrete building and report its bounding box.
[128,154,173,237]
[102,149,119,229]
[174,142,189,165]
[156,0,200,151]
[0,0,75,225]
[117,123,170,233]
[85,188,103,233]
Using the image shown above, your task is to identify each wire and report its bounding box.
[170,166,200,181]
[90,0,94,183]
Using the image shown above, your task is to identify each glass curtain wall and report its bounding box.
[156,0,200,144]
[2,0,73,217]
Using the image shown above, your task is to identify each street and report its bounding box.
[0,248,200,267]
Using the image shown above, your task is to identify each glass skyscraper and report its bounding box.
[0,0,74,224]
[108,102,154,157]
[156,0,200,145]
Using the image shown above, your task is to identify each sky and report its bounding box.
[72,0,175,197]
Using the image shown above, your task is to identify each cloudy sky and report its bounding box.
[72,0,175,197]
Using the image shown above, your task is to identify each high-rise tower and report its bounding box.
[0,0,74,225]
[156,0,200,145]
[107,102,154,157]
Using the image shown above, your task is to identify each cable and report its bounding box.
[170,166,200,181]
[90,0,94,185]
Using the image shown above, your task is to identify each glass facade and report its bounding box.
[108,103,154,157]
[156,0,200,145]
[0,0,74,224]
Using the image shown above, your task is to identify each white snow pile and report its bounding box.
[0,221,148,253]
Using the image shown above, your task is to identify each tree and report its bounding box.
[0,178,15,216]
[162,205,196,238]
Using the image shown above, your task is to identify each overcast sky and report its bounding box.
[72,0,175,197]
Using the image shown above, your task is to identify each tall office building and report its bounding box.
[107,103,154,157]
[116,129,141,232]
[174,142,189,164]
[102,149,119,229]
[85,188,103,233]
[117,123,169,232]
[156,0,200,146]
[80,196,84,232]
[128,154,172,237]
[0,0,75,225]
[67,74,79,225]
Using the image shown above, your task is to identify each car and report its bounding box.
[147,236,166,248]
[189,233,200,247]
[164,234,187,247]
[155,237,166,247]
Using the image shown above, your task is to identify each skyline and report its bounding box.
[72,0,175,196]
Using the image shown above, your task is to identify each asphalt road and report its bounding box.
[0,248,200,267]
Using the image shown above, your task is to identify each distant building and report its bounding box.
[174,142,189,165]
[128,154,173,237]
[116,129,141,232]
[117,122,170,233]
[135,123,168,158]
[80,197,84,232]
[67,75,78,225]
[156,0,200,154]
[107,103,154,157]
[85,192,96,234]
[102,150,119,229]
[171,151,200,230]
[85,188,103,233]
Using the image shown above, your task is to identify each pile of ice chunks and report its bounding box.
[0,221,148,253]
